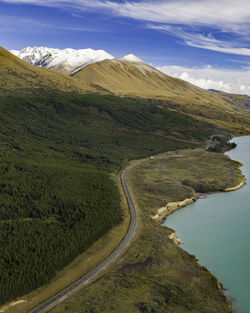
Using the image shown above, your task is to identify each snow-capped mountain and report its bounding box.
[120,54,143,63]
[10,47,114,74]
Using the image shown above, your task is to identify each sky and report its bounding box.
[2,0,250,94]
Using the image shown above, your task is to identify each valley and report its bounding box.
[0,46,250,313]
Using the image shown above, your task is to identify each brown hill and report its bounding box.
[72,58,202,97]
[2,48,250,133]
[0,47,89,95]
[72,58,250,133]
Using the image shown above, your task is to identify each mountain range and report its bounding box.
[10,47,114,75]
[1,44,250,312]
[3,46,250,133]
[10,47,144,75]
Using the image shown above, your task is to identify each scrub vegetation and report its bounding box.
[51,147,238,313]
[128,148,244,213]
[52,221,234,313]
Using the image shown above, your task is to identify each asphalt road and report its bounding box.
[29,164,138,313]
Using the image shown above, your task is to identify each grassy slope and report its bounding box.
[5,47,250,133]
[72,59,201,97]
[73,59,250,134]
[210,89,250,110]
[0,47,90,95]
[51,148,240,313]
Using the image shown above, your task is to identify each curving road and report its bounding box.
[29,164,138,313]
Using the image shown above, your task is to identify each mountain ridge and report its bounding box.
[70,57,250,133]
[10,46,114,74]
[3,46,250,133]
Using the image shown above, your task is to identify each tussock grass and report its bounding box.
[128,148,243,215]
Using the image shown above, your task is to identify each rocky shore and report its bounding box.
[151,196,196,224]
[151,176,246,247]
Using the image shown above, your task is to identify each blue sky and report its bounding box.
[2,0,250,94]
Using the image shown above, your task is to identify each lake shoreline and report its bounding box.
[149,177,246,312]
[162,137,250,313]
[150,146,246,313]
[122,139,247,313]
[151,175,246,225]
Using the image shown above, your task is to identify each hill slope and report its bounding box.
[72,56,199,97]
[9,46,250,133]
[210,89,250,109]
[0,47,89,95]
[0,91,219,305]
[72,58,250,133]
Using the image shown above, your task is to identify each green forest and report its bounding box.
[0,93,216,304]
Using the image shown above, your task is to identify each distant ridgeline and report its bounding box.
[0,93,216,304]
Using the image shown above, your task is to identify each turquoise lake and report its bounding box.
[163,136,250,313]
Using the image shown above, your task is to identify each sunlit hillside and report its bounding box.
[73,58,250,133]
[0,47,90,95]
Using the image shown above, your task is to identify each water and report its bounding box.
[163,136,250,313]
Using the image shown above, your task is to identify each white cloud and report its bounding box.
[3,0,250,29]
[157,64,250,95]
[105,0,250,33]
[150,25,250,56]
[185,42,250,56]
[3,0,250,55]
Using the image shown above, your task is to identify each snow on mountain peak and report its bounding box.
[10,46,114,74]
[9,47,147,75]
[121,54,143,63]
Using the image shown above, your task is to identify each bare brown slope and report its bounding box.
[0,47,90,95]
[73,58,250,133]
[72,58,201,98]
[209,89,250,110]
